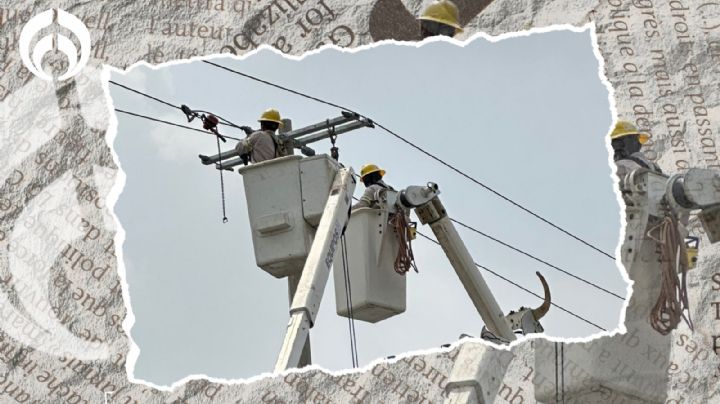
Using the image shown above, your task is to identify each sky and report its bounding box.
[109,28,625,386]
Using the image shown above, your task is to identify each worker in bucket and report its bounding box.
[610,120,696,265]
[235,108,283,164]
[352,164,396,210]
[418,0,463,39]
[610,120,662,179]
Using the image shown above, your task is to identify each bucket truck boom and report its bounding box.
[398,183,517,342]
[274,167,356,371]
[202,112,538,375]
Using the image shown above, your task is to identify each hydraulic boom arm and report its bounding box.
[274,167,356,372]
[399,183,516,342]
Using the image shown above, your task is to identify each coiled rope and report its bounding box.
[647,213,693,335]
[389,210,418,275]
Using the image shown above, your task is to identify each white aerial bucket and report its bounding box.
[238,154,340,278]
[333,206,407,323]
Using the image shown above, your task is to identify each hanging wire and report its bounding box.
[214,134,228,223]
[341,234,359,367]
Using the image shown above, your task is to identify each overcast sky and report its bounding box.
[109,28,625,386]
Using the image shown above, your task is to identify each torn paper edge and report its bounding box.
[101,21,631,393]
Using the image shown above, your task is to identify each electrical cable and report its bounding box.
[111,83,620,301]
[117,102,624,302]
[114,108,243,141]
[214,133,228,223]
[110,80,243,129]
[201,60,616,261]
[110,80,179,110]
[416,231,607,331]
[114,81,612,331]
[114,107,237,222]
[341,234,359,367]
[112,81,621,300]
[451,218,624,300]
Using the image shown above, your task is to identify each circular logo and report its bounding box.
[19,8,91,81]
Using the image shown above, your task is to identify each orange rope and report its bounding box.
[647,213,693,335]
[390,211,418,275]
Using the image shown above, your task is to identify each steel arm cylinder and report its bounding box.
[415,197,516,342]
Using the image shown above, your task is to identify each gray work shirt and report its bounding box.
[615,152,662,179]
[236,130,277,163]
[352,180,394,210]
[615,152,663,207]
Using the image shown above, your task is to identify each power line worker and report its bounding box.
[418,0,463,39]
[611,120,694,273]
[610,123,694,336]
[611,120,662,180]
[352,164,396,210]
[352,163,418,274]
[235,108,283,164]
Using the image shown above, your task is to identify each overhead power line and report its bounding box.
[112,79,623,306]
[344,195,607,331]
[416,231,607,331]
[110,80,179,110]
[111,77,611,335]
[114,109,243,141]
[450,218,624,300]
[200,60,616,261]
[110,80,243,130]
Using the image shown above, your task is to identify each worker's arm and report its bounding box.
[351,185,379,210]
[236,131,262,155]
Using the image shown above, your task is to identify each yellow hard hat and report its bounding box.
[418,1,463,33]
[360,164,386,179]
[258,108,284,127]
[610,120,649,144]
